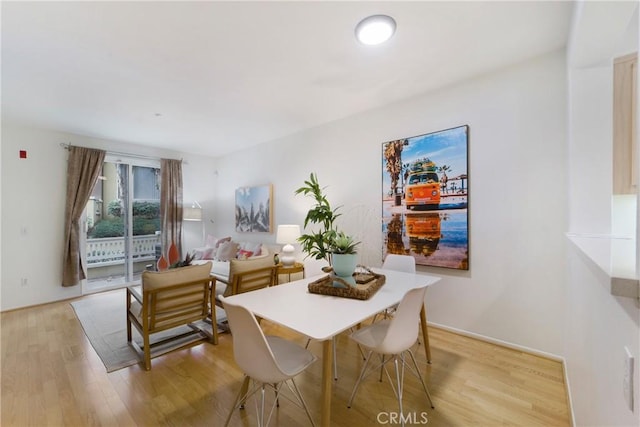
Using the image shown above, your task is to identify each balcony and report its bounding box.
[86,234,161,289]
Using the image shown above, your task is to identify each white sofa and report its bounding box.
[189,237,275,283]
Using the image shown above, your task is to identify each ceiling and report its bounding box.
[1,1,574,158]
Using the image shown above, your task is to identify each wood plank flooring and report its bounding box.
[1,294,571,426]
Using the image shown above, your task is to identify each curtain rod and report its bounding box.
[59,142,186,163]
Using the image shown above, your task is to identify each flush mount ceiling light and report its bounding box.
[355,14,396,45]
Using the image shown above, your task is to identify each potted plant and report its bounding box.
[296,173,361,284]
[295,173,341,265]
[330,231,360,279]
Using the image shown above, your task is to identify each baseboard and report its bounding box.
[428,321,576,426]
[561,355,577,427]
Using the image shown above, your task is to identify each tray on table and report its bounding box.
[307,267,385,300]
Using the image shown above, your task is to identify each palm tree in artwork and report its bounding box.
[384,139,408,205]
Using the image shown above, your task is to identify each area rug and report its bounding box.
[71,288,226,373]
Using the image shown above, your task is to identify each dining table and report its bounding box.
[224,267,441,427]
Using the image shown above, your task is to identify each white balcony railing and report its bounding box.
[86,235,160,267]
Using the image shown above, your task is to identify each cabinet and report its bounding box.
[613,52,637,194]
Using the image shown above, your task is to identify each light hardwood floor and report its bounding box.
[1,293,571,426]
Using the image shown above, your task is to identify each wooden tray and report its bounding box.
[308,271,385,300]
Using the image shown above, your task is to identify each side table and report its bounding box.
[276,262,305,284]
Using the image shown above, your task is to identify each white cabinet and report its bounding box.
[613,52,638,195]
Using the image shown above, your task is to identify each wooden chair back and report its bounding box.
[227,265,277,296]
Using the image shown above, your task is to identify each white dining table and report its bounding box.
[224,268,441,427]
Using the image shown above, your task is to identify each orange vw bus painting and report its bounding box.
[382,125,469,270]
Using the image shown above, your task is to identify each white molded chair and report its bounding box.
[379,254,431,362]
[220,295,317,427]
[382,254,416,274]
[374,254,416,322]
[347,286,434,425]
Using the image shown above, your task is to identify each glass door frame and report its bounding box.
[81,154,161,295]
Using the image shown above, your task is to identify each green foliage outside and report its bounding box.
[88,200,160,238]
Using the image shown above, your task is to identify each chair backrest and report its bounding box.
[225,257,276,296]
[219,295,288,383]
[382,254,416,274]
[141,262,213,332]
[377,285,428,354]
[226,264,276,297]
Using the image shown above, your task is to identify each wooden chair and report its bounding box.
[213,257,278,300]
[213,259,277,334]
[126,262,218,370]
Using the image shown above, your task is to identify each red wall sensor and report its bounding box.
[19,150,27,159]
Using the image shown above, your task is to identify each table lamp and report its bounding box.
[276,224,301,267]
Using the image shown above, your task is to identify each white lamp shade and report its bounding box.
[183,207,203,221]
[276,224,301,244]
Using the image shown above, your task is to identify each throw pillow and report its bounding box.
[237,241,262,257]
[191,246,217,260]
[216,241,239,262]
[237,249,254,260]
[206,235,231,248]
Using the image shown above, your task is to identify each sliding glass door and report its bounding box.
[83,155,161,294]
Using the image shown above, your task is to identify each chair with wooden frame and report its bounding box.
[212,259,277,332]
[126,262,218,370]
[213,257,277,301]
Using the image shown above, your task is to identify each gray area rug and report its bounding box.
[70,288,226,373]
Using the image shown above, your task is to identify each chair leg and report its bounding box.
[126,317,132,342]
[274,382,279,407]
[407,349,434,409]
[307,337,339,380]
[393,356,406,427]
[255,384,265,427]
[333,336,338,381]
[143,331,151,371]
[290,378,317,427]
[239,375,250,409]
[225,376,250,427]
[347,350,373,408]
[420,305,432,363]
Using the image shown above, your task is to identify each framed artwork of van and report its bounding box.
[382,125,469,270]
[235,184,273,233]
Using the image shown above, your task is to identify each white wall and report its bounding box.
[564,1,640,425]
[213,50,569,356]
[0,123,217,311]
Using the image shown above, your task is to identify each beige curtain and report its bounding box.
[62,146,106,286]
[160,158,183,258]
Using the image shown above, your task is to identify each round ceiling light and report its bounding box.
[355,15,396,46]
